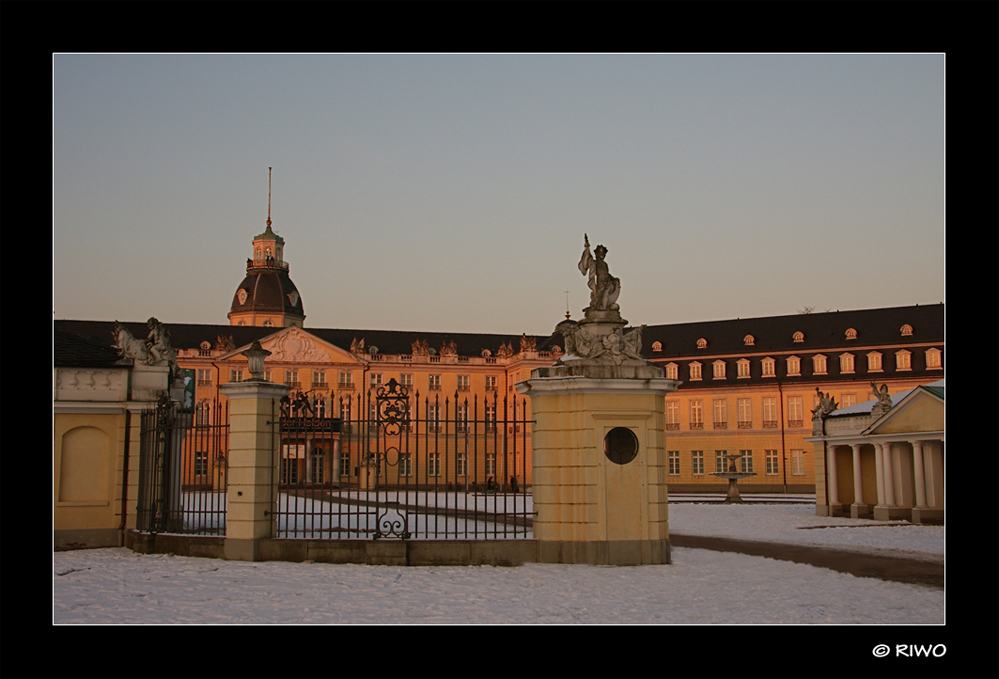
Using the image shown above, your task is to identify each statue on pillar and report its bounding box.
[578,234,621,312]
[870,382,893,417]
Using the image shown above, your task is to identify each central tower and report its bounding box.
[228,169,306,328]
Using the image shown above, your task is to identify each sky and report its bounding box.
[53,54,945,336]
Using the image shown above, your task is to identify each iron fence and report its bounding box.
[272,379,533,540]
[136,396,229,535]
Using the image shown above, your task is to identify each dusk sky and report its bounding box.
[53,54,945,336]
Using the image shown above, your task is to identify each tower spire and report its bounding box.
[266,167,272,229]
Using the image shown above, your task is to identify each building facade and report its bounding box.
[56,212,944,494]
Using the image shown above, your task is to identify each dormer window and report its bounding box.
[786,356,801,376]
[736,359,751,378]
[712,360,726,379]
[895,350,912,371]
[665,363,679,380]
[900,324,913,336]
[840,353,855,374]
[697,338,707,349]
[652,341,663,352]
[812,354,828,375]
[761,357,776,377]
[845,328,857,340]
[792,331,804,343]
[689,362,702,381]
[925,348,942,369]
[867,352,883,373]
[743,335,755,346]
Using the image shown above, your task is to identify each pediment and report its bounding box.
[221,326,362,365]
[863,387,944,436]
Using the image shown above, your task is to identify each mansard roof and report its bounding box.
[54,319,542,360]
[638,304,943,358]
[54,328,127,368]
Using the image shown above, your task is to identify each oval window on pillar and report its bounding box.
[604,427,639,465]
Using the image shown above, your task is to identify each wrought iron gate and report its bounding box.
[274,379,533,540]
[136,396,229,535]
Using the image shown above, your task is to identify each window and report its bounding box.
[739,450,753,474]
[712,361,726,379]
[197,369,213,386]
[790,450,806,476]
[652,341,663,352]
[263,369,272,383]
[428,453,440,477]
[787,396,803,427]
[737,359,751,378]
[457,374,470,391]
[340,398,352,424]
[485,375,498,391]
[812,355,827,375]
[697,338,707,349]
[689,362,702,381]
[199,341,212,357]
[900,324,913,336]
[196,400,212,426]
[399,453,412,477]
[761,357,775,377]
[867,352,883,373]
[315,396,327,418]
[370,373,383,388]
[338,371,354,389]
[839,353,855,374]
[340,451,351,477]
[763,397,778,428]
[485,453,496,476]
[313,370,327,387]
[456,452,467,476]
[667,451,680,476]
[765,450,779,476]
[925,348,942,369]
[428,374,442,391]
[743,335,755,346]
[712,399,727,429]
[400,373,414,389]
[665,363,679,380]
[845,328,857,340]
[229,369,244,383]
[715,451,729,473]
[690,400,703,430]
[792,331,804,343]
[310,449,325,483]
[841,393,857,408]
[691,451,704,476]
[895,350,911,371]
[737,398,752,429]
[666,401,680,430]
[194,451,209,476]
[285,370,300,388]
[485,403,497,433]
[456,403,468,432]
[427,404,441,432]
[786,356,801,376]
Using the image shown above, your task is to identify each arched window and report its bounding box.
[845,328,857,340]
[900,324,913,336]
[696,338,707,349]
[792,331,804,343]
[652,341,663,352]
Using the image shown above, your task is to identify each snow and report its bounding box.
[53,501,944,625]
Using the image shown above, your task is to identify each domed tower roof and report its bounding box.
[228,169,306,328]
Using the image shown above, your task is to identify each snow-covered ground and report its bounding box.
[53,501,944,625]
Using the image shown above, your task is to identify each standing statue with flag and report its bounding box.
[578,234,621,312]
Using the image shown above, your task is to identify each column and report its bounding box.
[826,445,839,510]
[911,440,927,508]
[874,441,885,507]
[882,442,896,507]
[850,443,867,518]
[220,379,290,561]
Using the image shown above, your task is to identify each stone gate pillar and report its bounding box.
[517,235,680,566]
[220,342,290,561]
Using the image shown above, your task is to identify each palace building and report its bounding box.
[55,192,944,495]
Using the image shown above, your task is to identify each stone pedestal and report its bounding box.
[519,374,679,565]
[129,364,172,401]
[220,379,290,561]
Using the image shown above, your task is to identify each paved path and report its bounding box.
[670,533,943,589]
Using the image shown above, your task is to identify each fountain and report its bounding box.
[710,452,757,503]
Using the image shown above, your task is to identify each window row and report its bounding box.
[279,450,503,482]
[666,449,807,476]
[666,348,941,381]
[221,370,502,392]
[651,325,920,353]
[666,394,853,430]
